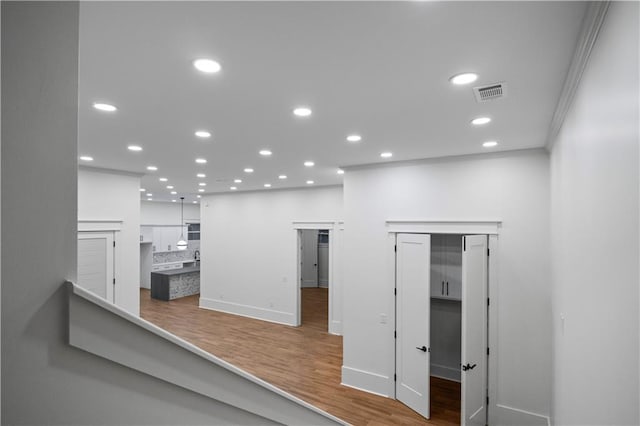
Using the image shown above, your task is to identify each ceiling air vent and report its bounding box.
[473,82,507,102]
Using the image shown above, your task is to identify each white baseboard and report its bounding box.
[318,279,328,287]
[329,320,342,336]
[431,364,460,382]
[199,297,296,326]
[496,404,550,426]
[301,279,317,288]
[341,366,392,398]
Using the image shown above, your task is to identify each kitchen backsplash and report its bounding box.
[153,241,200,264]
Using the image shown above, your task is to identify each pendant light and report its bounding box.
[176,197,188,251]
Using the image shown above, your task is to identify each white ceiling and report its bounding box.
[78,1,587,203]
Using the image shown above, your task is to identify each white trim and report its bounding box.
[488,234,500,426]
[78,219,123,232]
[199,297,295,326]
[292,220,337,230]
[386,219,502,235]
[341,366,392,398]
[68,282,346,425]
[330,320,342,335]
[496,404,551,426]
[546,2,610,149]
[431,364,461,383]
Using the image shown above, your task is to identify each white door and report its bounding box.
[461,235,488,426]
[396,233,431,419]
[300,230,319,287]
[77,232,114,302]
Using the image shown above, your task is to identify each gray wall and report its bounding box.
[550,2,639,425]
[0,3,275,424]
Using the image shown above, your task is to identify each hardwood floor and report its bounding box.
[140,288,460,425]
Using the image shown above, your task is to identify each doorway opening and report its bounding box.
[394,232,491,426]
[298,229,330,331]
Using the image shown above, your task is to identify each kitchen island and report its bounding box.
[151,265,200,301]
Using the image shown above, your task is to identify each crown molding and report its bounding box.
[545,1,610,150]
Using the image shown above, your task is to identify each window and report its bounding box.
[187,223,200,241]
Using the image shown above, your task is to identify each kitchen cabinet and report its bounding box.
[430,234,462,301]
[140,226,153,243]
[151,226,187,252]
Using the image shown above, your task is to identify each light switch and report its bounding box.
[380,314,387,324]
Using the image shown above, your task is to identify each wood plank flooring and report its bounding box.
[140,288,460,425]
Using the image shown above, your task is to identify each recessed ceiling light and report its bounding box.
[264,183,272,188]
[244,168,254,173]
[306,180,314,185]
[159,177,168,182]
[193,59,221,73]
[195,130,211,138]
[166,185,174,189]
[147,198,153,201]
[79,156,94,162]
[450,72,478,85]
[127,145,143,152]
[483,141,499,148]
[197,173,206,178]
[146,165,158,171]
[198,189,205,192]
[346,135,362,143]
[259,150,272,156]
[195,158,207,164]
[471,117,492,126]
[304,161,314,167]
[172,200,177,203]
[197,195,202,198]
[337,169,345,175]
[147,193,153,197]
[380,152,393,158]
[170,191,177,195]
[293,107,312,117]
[199,182,206,186]
[193,201,198,204]
[139,188,146,192]
[230,186,237,190]
[234,179,242,183]
[93,103,117,112]
[278,175,287,180]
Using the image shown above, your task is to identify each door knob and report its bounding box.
[462,363,477,371]
[416,346,427,352]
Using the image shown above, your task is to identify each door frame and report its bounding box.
[293,220,342,335]
[386,219,500,424]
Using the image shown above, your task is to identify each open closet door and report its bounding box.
[461,235,488,426]
[396,233,430,419]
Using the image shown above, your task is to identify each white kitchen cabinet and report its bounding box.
[140,226,153,243]
[430,234,462,301]
[151,226,188,252]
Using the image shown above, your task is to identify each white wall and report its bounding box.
[78,167,141,315]
[550,3,639,425]
[342,149,551,424]
[141,200,200,225]
[200,186,343,327]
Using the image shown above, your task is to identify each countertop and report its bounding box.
[151,266,200,276]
